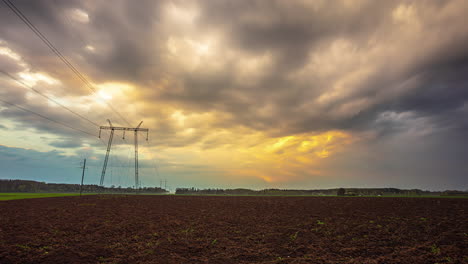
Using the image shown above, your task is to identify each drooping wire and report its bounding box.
[1,1,153,188]
[122,136,134,188]
[0,70,100,128]
[2,0,131,126]
[0,98,97,137]
[145,139,161,181]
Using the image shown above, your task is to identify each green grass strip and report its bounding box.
[0,193,94,201]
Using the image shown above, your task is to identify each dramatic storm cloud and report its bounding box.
[0,0,467,190]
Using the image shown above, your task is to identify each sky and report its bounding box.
[0,0,467,191]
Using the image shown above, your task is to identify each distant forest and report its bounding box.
[1,179,467,196]
[175,187,468,196]
[0,180,167,194]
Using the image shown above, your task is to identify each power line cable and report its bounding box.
[2,1,146,182]
[50,0,108,127]
[0,98,97,137]
[1,73,109,148]
[122,137,134,188]
[145,140,161,180]
[0,70,100,127]
[2,0,131,126]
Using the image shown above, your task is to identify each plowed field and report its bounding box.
[0,195,466,263]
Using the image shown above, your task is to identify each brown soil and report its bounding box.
[0,195,466,263]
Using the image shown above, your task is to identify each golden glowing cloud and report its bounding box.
[0,46,22,61]
[19,71,60,86]
[154,130,357,184]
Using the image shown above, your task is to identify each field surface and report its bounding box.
[0,195,466,264]
[0,193,89,201]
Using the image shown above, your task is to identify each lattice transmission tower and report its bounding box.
[99,120,149,190]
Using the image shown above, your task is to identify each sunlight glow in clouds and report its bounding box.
[95,82,135,102]
[165,2,198,26]
[0,46,21,61]
[19,71,60,86]
[68,8,90,23]
[176,130,357,183]
[85,45,95,52]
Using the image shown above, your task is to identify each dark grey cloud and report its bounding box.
[317,124,468,190]
[48,138,82,148]
[1,0,467,138]
[150,0,468,138]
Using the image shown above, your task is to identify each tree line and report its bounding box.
[2,180,466,196]
[176,187,468,196]
[0,179,167,194]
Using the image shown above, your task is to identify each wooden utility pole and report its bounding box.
[80,158,86,196]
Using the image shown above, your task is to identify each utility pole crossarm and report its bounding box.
[99,126,148,132]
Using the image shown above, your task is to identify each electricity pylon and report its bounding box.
[99,119,148,190]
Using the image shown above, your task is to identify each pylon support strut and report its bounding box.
[100,128,114,186]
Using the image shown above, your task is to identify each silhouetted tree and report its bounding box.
[337,188,346,196]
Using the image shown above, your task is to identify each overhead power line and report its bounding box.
[0,70,100,127]
[1,0,161,186]
[2,0,131,126]
[0,98,97,137]
[146,139,161,179]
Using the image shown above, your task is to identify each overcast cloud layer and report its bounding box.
[0,0,467,190]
